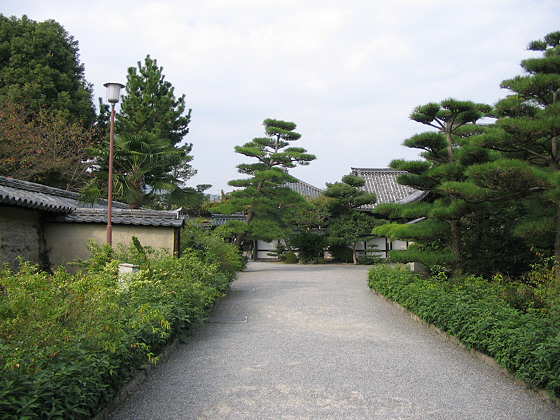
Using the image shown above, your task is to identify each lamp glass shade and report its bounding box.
[104,82,125,104]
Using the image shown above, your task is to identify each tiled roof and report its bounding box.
[0,176,80,212]
[351,168,426,210]
[210,213,246,227]
[51,208,184,227]
[0,176,128,212]
[0,176,184,227]
[285,178,324,198]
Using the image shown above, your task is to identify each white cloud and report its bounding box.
[2,0,560,192]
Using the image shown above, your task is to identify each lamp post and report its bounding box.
[103,82,125,245]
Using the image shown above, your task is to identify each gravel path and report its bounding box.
[110,262,560,419]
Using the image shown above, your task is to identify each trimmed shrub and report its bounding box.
[0,235,241,418]
[368,265,560,398]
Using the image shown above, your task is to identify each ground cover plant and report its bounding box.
[0,232,243,418]
[368,264,560,398]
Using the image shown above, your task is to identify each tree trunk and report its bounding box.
[552,179,559,285]
[552,91,559,284]
[445,131,454,163]
[450,219,462,276]
[352,242,358,265]
[234,209,255,248]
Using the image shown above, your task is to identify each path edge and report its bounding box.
[370,288,560,408]
[93,338,181,419]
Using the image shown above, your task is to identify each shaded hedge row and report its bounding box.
[0,236,243,419]
[368,265,560,398]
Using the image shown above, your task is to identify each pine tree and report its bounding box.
[323,174,378,264]
[214,119,316,247]
[98,55,197,209]
[374,99,491,275]
[444,31,560,281]
[116,55,191,146]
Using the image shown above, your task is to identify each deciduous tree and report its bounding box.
[0,14,95,126]
[0,101,95,190]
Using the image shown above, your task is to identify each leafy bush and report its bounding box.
[267,241,289,261]
[0,234,240,418]
[181,221,247,277]
[329,245,354,263]
[368,265,560,398]
[284,251,299,264]
[357,252,382,265]
[288,230,327,263]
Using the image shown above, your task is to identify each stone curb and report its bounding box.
[94,338,181,419]
[370,289,560,408]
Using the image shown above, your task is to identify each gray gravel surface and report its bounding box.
[110,262,560,419]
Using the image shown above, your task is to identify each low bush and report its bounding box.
[329,245,354,263]
[287,231,327,263]
[284,251,299,264]
[0,233,241,418]
[368,265,560,398]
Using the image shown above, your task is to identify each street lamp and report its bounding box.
[103,82,125,245]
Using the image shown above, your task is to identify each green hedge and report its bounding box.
[368,265,560,398]
[0,236,242,419]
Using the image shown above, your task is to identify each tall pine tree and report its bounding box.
[443,31,560,281]
[115,55,192,146]
[373,99,491,275]
[214,119,316,247]
[91,55,197,209]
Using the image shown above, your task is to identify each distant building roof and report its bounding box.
[0,176,184,227]
[285,178,324,198]
[210,213,246,227]
[351,168,426,210]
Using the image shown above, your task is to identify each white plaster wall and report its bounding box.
[44,223,176,268]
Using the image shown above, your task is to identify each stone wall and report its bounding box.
[0,207,42,271]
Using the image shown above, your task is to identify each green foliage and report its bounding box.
[384,97,502,275]
[454,30,560,282]
[213,118,316,246]
[287,230,327,263]
[322,174,378,264]
[329,245,354,264]
[84,131,197,209]
[284,251,299,264]
[116,55,192,146]
[0,235,240,418]
[0,14,95,126]
[180,222,247,276]
[368,266,560,397]
[357,253,382,265]
[460,204,540,277]
[388,243,454,269]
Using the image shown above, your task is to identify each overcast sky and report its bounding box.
[2,1,560,194]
